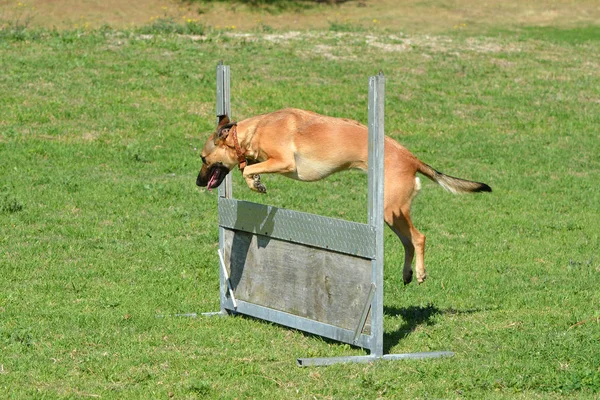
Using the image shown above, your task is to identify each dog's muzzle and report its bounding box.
[196,163,230,190]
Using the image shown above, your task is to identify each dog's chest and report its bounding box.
[287,153,341,182]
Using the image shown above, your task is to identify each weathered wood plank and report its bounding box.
[223,229,372,333]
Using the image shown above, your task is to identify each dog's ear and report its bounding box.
[217,115,230,129]
[216,114,234,140]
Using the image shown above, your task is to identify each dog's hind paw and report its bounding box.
[403,269,413,285]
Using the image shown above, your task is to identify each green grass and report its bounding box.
[1,23,600,399]
[517,25,600,45]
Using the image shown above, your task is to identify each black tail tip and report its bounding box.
[476,183,492,193]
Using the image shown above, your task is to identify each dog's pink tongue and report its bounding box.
[206,169,219,191]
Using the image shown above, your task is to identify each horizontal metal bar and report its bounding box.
[297,351,454,367]
[219,198,376,259]
[222,298,372,349]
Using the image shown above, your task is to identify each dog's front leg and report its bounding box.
[242,158,295,193]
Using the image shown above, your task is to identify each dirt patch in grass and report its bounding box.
[3,0,600,33]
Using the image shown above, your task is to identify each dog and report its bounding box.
[196,108,491,284]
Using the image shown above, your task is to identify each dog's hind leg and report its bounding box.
[384,177,426,284]
[388,224,415,284]
[387,212,426,284]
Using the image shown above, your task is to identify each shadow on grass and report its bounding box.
[218,304,489,357]
[382,304,487,354]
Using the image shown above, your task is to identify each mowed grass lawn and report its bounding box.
[1,20,600,399]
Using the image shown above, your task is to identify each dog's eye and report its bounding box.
[201,156,207,165]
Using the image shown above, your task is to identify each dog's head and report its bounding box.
[196,114,239,190]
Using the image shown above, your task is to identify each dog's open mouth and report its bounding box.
[205,165,229,190]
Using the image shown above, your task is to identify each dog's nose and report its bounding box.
[196,172,205,187]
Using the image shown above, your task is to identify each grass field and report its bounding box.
[1,1,600,398]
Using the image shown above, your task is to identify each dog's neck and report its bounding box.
[229,124,247,170]
[232,121,261,162]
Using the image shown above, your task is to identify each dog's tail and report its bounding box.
[417,162,492,194]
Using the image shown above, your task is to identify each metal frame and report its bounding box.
[206,63,453,366]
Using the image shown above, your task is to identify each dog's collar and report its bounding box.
[230,124,247,171]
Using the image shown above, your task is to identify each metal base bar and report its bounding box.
[156,313,199,318]
[223,299,372,349]
[200,311,228,317]
[297,351,454,367]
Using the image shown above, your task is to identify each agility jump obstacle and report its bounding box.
[207,63,453,366]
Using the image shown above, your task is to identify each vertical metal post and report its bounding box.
[216,62,233,199]
[367,72,385,356]
[216,62,233,314]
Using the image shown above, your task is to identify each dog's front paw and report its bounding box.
[253,175,267,193]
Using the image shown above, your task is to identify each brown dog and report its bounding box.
[197,108,491,284]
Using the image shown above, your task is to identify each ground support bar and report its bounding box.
[297,351,455,367]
